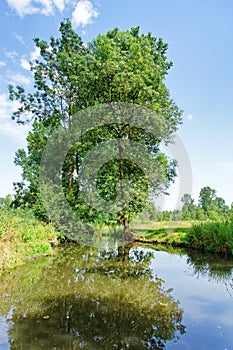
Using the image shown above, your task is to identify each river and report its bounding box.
[0,244,232,349]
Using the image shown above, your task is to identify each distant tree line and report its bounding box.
[1,185,232,225]
[137,186,233,222]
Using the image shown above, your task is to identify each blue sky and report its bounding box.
[0,0,233,209]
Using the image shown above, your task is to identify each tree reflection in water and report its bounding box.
[0,244,185,349]
[186,250,233,298]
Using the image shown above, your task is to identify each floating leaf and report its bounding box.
[43,315,50,319]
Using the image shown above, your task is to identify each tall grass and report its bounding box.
[186,221,233,256]
[0,207,60,272]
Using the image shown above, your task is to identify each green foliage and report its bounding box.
[133,218,233,256]
[179,189,230,222]
[198,186,216,213]
[0,206,60,271]
[186,221,233,256]
[9,20,182,235]
[197,186,229,219]
[133,227,189,246]
[0,194,13,209]
[181,193,196,220]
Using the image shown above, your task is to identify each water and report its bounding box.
[0,244,232,349]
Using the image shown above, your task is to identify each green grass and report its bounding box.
[132,227,190,246]
[131,220,194,230]
[0,207,60,272]
[132,221,233,256]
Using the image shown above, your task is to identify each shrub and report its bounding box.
[187,222,233,256]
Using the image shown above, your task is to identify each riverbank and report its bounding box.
[132,221,233,256]
[1,210,233,274]
[133,227,189,247]
[0,208,60,274]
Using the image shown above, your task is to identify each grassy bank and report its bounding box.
[186,222,233,256]
[1,207,233,274]
[132,227,189,246]
[0,208,60,273]
[133,221,233,256]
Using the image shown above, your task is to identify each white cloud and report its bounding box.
[0,118,29,140]
[6,0,69,17]
[30,46,40,61]
[6,0,100,28]
[0,93,30,140]
[53,0,65,12]
[14,33,26,45]
[9,72,31,86]
[187,114,193,121]
[72,0,99,28]
[20,46,40,71]
[0,93,19,120]
[20,58,31,70]
[37,0,54,15]
[5,50,18,62]
[6,0,38,16]
[0,61,6,67]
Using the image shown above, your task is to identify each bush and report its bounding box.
[187,221,233,256]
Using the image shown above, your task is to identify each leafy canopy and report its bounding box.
[9,20,182,236]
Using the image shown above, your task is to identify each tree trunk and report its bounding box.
[122,218,134,242]
[117,136,135,242]
[75,152,80,196]
[118,137,124,201]
[67,148,73,193]
[67,99,73,193]
[117,242,134,261]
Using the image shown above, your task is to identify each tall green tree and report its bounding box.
[198,186,229,220]
[198,186,216,214]
[9,20,182,238]
[181,193,196,220]
[213,196,229,215]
